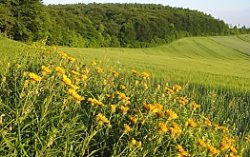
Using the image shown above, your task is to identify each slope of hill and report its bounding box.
[211,35,250,55]
[1,34,250,90]
[61,34,250,90]
[0,37,29,56]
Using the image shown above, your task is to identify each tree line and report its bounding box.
[0,1,249,47]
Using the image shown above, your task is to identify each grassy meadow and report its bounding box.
[1,34,250,156]
[62,35,250,90]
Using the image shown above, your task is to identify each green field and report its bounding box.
[1,34,250,156]
[61,35,250,91]
[62,35,250,135]
[2,34,250,91]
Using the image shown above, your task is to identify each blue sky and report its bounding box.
[43,0,250,27]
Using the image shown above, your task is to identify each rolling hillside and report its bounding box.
[1,34,250,90]
[1,34,250,156]
[61,34,250,90]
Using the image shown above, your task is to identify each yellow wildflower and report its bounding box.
[123,124,133,133]
[111,70,119,77]
[103,79,107,85]
[41,65,51,74]
[129,138,142,148]
[166,88,174,95]
[203,117,212,127]
[156,84,161,90]
[124,100,131,106]
[73,77,79,84]
[213,124,228,132]
[143,104,150,112]
[62,74,72,86]
[220,140,230,150]
[68,89,84,102]
[0,114,5,125]
[130,138,137,146]
[2,76,6,83]
[166,109,178,120]
[106,94,115,99]
[28,72,42,82]
[74,78,81,85]
[158,122,168,134]
[173,84,182,92]
[20,91,26,98]
[131,69,139,75]
[88,98,104,107]
[191,102,201,110]
[92,61,97,65]
[225,153,240,157]
[245,135,250,142]
[169,122,182,138]
[16,64,22,69]
[129,115,138,124]
[24,80,29,87]
[178,97,189,105]
[143,103,163,114]
[144,103,164,117]
[71,70,80,76]
[116,91,130,101]
[81,74,88,81]
[70,84,79,90]
[120,105,129,114]
[121,85,126,90]
[110,105,117,113]
[58,51,68,59]
[95,67,104,74]
[141,72,150,79]
[96,113,110,125]
[177,145,190,157]
[207,145,220,155]
[230,146,238,155]
[68,56,76,62]
[82,67,89,74]
[185,118,197,128]
[55,66,65,75]
[156,111,164,118]
[197,139,207,148]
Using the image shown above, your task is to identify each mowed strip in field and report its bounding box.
[62,35,250,91]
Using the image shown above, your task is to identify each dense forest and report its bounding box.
[0,0,250,47]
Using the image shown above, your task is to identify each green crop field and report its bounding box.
[62,35,250,91]
[1,34,250,156]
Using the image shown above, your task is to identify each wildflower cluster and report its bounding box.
[0,47,249,157]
